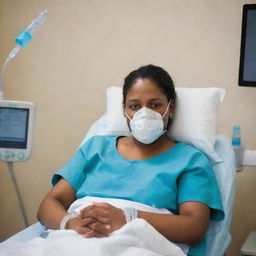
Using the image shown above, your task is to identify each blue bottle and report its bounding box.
[232,125,241,146]
[232,125,244,171]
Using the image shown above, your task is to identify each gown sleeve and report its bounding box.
[177,151,225,221]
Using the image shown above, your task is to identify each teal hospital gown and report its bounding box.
[52,135,224,256]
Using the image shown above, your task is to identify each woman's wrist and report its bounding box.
[60,213,78,229]
[65,216,79,230]
[122,208,138,223]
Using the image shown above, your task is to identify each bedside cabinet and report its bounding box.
[241,232,256,256]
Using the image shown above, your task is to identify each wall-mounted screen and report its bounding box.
[239,4,256,87]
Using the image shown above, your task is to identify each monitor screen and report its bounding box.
[239,4,256,86]
[0,107,29,149]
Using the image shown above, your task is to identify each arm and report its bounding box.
[37,178,76,229]
[37,179,111,236]
[139,201,210,245]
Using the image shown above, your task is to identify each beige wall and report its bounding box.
[0,0,255,255]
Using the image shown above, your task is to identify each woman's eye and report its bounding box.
[129,104,140,110]
[150,103,162,108]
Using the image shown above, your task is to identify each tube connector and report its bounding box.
[0,9,48,98]
[15,9,48,48]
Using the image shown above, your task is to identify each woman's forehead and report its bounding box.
[126,78,167,100]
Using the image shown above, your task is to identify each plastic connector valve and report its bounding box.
[15,31,32,47]
[15,9,48,48]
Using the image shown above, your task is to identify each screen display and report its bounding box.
[239,4,256,86]
[243,9,256,82]
[0,107,29,149]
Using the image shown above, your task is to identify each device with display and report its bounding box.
[0,100,35,162]
[239,4,256,87]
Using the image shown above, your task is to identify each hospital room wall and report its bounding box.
[0,0,255,255]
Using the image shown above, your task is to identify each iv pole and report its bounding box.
[7,162,29,227]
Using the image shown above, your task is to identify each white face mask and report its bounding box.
[125,101,171,144]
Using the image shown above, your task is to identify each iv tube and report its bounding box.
[0,9,48,100]
[0,57,10,100]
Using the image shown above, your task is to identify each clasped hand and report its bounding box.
[66,202,126,238]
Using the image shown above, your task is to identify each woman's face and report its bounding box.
[124,78,173,129]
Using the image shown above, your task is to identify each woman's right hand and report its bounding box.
[66,216,111,238]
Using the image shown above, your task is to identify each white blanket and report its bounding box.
[0,197,189,256]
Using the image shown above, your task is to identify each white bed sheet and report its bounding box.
[205,135,236,256]
[0,134,236,256]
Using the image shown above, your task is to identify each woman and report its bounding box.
[37,65,224,256]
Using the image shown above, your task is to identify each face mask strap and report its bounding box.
[124,110,132,121]
[162,100,172,119]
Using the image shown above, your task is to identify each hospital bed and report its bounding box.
[0,87,237,256]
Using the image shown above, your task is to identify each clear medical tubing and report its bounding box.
[0,9,48,100]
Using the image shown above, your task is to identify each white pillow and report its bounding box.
[104,86,225,164]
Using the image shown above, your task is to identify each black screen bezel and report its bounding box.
[239,4,256,87]
[0,107,30,149]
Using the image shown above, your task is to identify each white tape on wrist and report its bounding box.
[60,213,78,230]
[122,208,138,223]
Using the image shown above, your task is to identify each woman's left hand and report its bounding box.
[78,202,126,238]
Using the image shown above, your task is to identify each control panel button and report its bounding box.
[4,154,11,160]
[17,152,25,161]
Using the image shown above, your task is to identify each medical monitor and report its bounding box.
[0,100,35,162]
[239,4,256,87]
